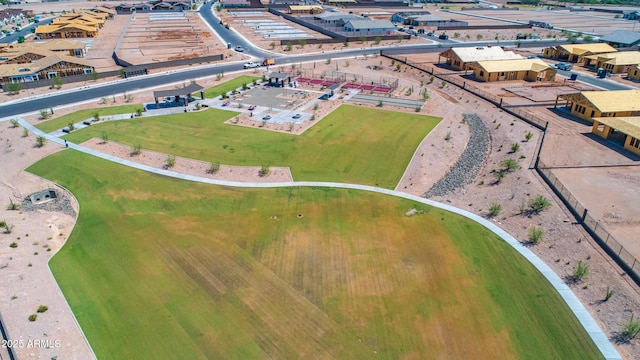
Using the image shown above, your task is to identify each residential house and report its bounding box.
[36,23,99,39]
[542,43,617,63]
[555,90,640,123]
[0,53,94,85]
[438,46,523,71]
[628,65,640,81]
[586,51,640,73]
[289,5,323,14]
[592,116,640,156]
[472,58,556,82]
[600,30,640,48]
[342,19,396,35]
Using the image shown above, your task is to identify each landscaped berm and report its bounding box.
[28,150,602,360]
[62,104,440,189]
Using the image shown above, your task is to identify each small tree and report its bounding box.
[501,158,519,172]
[343,41,349,47]
[444,132,452,141]
[37,305,48,313]
[510,142,520,153]
[298,39,306,48]
[10,119,19,128]
[528,226,544,244]
[35,136,46,148]
[67,122,75,131]
[440,80,446,88]
[135,108,143,117]
[28,314,37,322]
[359,35,366,44]
[269,42,276,50]
[22,128,29,138]
[453,32,460,39]
[377,100,383,107]
[285,43,292,52]
[476,34,483,40]
[7,82,21,95]
[52,76,63,89]
[488,202,502,217]
[529,195,552,214]
[101,131,109,143]
[91,71,100,81]
[524,131,533,142]
[494,171,506,183]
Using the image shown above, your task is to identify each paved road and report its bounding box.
[555,68,636,90]
[0,18,53,44]
[15,116,623,360]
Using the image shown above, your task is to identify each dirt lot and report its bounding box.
[118,11,240,65]
[460,8,639,35]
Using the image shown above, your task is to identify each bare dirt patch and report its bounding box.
[0,124,93,360]
[81,138,294,183]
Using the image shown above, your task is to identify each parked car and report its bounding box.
[243,61,259,69]
[248,105,256,111]
[222,101,230,106]
[426,31,434,36]
[555,62,573,71]
[235,45,244,52]
[262,114,272,120]
[292,114,301,119]
[438,33,449,40]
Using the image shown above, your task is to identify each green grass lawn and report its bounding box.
[63,105,440,189]
[28,150,602,360]
[35,104,143,133]
[204,75,261,98]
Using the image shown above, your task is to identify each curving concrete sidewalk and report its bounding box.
[17,117,622,360]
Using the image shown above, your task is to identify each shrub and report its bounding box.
[7,199,19,211]
[28,314,37,322]
[35,136,46,148]
[259,164,270,177]
[525,131,533,141]
[7,82,21,95]
[572,260,590,281]
[529,195,552,214]
[10,119,19,128]
[0,220,14,234]
[604,286,615,301]
[488,202,502,217]
[37,305,48,313]
[501,158,519,172]
[377,100,383,107]
[374,36,381,45]
[494,171,506,183]
[92,111,100,121]
[208,161,220,174]
[22,128,29,138]
[621,315,640,341]
[165,155,176,168]
[285,43,292,52]
[101,131,109,143]
[510,143,520,153]
[444,132,452,141]
[39,109,51,120]
[9,242,17,248]
[130,144,141,156]
[528,227,544,244]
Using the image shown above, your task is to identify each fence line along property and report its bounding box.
[379,50,640,287]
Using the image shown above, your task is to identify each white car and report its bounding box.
[235,45,244,52]
[243,61,259,69]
